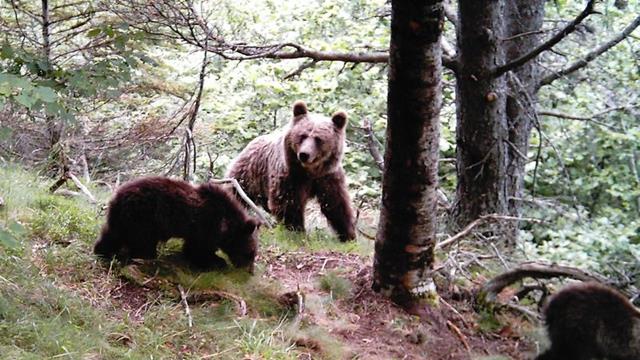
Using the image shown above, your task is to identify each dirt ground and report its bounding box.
[259,247,536,360]
[97,243,538,359]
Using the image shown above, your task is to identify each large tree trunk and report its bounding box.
[373,0,443,309]
[452,0,511,242]
[504,0,545,222]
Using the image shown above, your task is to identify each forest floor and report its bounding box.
[0,166,542,359]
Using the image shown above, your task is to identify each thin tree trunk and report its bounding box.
[373,0,443,309]
[452,0,510,243]
[41,0,62,159]
[504,0,545,234]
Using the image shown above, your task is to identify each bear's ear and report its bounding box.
[293,100,308,117]
[244,218,261,233]
[331,111,348,129]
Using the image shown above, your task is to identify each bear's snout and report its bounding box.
[298,152,310,163]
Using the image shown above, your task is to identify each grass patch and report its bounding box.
[30,194,101,245]
[261,224,372,256]
[0,165,356,359]
[317,270,352,299]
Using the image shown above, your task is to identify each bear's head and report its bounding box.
[197,183,261,272]
[285,100,348,177]
[220,217,260,273]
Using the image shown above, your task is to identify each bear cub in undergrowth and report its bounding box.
[536,281,640,360]
[226,100,355,241]
[94,177,260,271]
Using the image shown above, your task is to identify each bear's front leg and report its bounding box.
[183,235,227,270]
[269,177,309,232]
[313,171,356,241]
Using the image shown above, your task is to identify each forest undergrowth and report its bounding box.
[0,165,547,359]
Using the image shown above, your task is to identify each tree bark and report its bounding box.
[504,0,545,237]
[41,0,62,164]
[452,0,510,242]
[372,0,443,309]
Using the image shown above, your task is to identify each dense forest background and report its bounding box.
[2,0,638,279]
[0,0,639,358]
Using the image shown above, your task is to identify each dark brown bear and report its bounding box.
[536,281,640,360]
[226,100,355,241]
[94,177,260,271]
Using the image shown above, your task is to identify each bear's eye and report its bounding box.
[300,134,308,141]
[314,137,323,146]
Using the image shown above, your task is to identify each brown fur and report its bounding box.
[226,100,355,241]
[536,282,640,360]
[94,177,260,271]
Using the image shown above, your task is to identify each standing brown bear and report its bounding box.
[94,177,260,271]
[536,281,640,360]
[226,100,356,241]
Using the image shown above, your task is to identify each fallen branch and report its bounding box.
[49,172,70,193]
[49,170,96,203]
[446,320,471,352]
[211,178,275,228]
[441,298,469,328]
[178,284,193,329]
[67,172,96,203]
[479,262,609,304]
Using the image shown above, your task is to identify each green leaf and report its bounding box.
[0,82,12,96]
[44,102,63,117]
[0,42,14,59]
[14,91,36,109]
[87,28,102,38]
[33,86,57,103]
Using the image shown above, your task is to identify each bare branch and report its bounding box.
[436,214,544,250]
[283,60,318,80]
[492,0,597,78]
[538,103,637,132]
[538,13,640,88]
[211,178,275,228]
[105,0,460,71]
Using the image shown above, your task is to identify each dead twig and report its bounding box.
[67,172,96,203]
[504,303,541,324]
[446,320,471,352]
[440,298,469,328]
[211,178,275,227]
[49,170,96,203]
[178,284,193,329]
[436,213,544,250]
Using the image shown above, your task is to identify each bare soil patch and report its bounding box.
[261,246,535,359]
